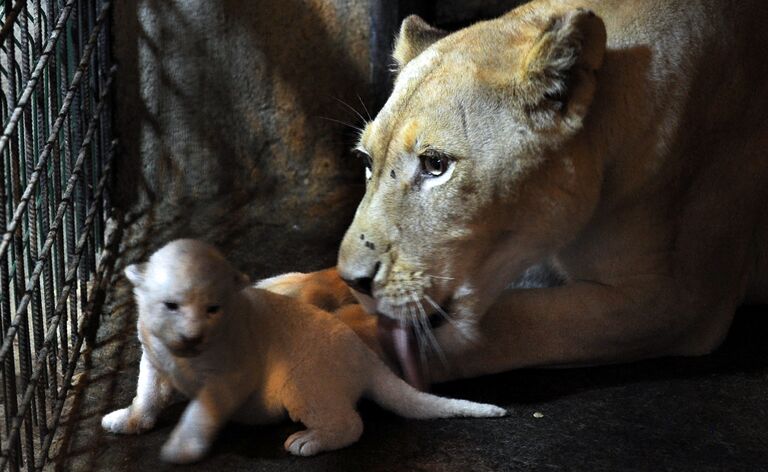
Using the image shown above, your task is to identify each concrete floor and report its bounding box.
[51,239,768,471]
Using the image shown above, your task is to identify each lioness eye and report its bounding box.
[206,305,221,314]
[164,302,179,311]
[420,151,450,177]
[353,148,373,180]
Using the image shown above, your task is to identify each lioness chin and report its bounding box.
[264,0,768,388]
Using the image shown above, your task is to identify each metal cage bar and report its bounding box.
[0,0,114,470]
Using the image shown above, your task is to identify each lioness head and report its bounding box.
[126,239,249,357]
[338,7,607,332]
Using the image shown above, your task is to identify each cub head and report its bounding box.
[126,239,249,357]
[338,7,607,332]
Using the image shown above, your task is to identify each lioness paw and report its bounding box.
[101,407,155,434]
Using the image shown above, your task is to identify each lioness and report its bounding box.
[263,0,768,387]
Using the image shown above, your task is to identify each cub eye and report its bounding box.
[164,302,179,311]
[206,305,221,315]
[420,150,451,177]
[353,148,373,180]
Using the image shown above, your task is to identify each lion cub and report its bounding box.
[101,239,505,463]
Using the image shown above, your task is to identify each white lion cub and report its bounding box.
[101,239,505,463]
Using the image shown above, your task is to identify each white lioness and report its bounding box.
[262,0,768,387]
[101,240,505,463]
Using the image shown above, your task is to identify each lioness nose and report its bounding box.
[340,261,380,296]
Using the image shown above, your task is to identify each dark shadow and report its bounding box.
[432,306,768,406]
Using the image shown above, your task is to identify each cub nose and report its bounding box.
[342,276,373,296]
[180,334,203,348]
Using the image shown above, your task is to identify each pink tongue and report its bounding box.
[377,316,428,391]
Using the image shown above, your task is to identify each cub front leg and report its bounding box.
[434,280,696,381]
[102,350,173,434]
[160,383,243,464]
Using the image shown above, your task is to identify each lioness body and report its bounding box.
[266,0,768,382]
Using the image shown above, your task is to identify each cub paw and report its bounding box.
[285,429,350,457]
[284,429,327,456]
[160,431,210,464]
[101,408,154,434]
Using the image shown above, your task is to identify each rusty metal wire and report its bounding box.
[0,1,27,45]
[0,0,115,470]
[0,0,96,261]
[0,67,113,367]
[0,139,115,471]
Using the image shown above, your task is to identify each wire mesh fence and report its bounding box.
[0,0,115,469]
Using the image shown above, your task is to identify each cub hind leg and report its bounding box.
[281,381,364,456]
[283,408,364,457]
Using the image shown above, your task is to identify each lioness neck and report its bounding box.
[565,0,767,207]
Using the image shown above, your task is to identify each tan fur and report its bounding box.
[271,0,768,382]
[256,268,356,312]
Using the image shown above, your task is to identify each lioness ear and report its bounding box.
[517,8,606,130]
[392,15,449,72]
[124,263,147,287]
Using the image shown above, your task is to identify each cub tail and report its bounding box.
[366,362,507,419]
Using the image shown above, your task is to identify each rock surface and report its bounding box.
[111,0,372,275]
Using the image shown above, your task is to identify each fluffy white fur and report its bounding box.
[101,240,505,463]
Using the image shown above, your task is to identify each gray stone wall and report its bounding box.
[112,0,373,276]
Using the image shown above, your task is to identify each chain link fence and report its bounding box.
[0,0,116,469]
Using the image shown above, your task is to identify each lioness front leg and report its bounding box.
[435,281,706,381]
[160,383,243,464]
[102,350,173,434]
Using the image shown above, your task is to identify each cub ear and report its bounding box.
[233,271,250,291]
[124,263,147,287]
[392,15,449,72]
[517,8,606,130]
